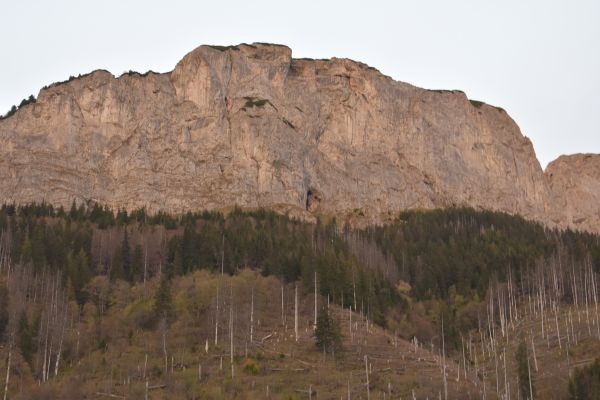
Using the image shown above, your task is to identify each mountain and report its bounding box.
[0,42,597,231]
[546,154,600,233]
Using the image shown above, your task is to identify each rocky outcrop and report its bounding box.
[546,154,600,233]
[0,43,597,230]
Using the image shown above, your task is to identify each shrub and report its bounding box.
[568,357,600,399]
[469,99,485,108]
[243,358,260,375]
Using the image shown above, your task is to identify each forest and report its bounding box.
[1,203,600,398]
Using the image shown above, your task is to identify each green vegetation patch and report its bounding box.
[0,94,36,120]
[569,357,600,399]
[206,44,241,52]
[243,96,271,108]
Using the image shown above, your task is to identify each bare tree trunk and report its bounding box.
[503,347,509,400]
[230,284,234,379]
[585,270,592,336]
[590,259,600,338]
[364,355,370,400]
[555,306,562,349]
[281,283,284,326]
[314,271,317,329]
[569,310,577,345]
[143,244,147,293]
[215,234,225,346]
[462,335,467,380]
[215,283,220,346]
[54,306,68,377]
[527,347,534,400]
[530,333,538,372]
[42,308,50,382]
[250,286,254,343]
[353,272,357,312]
[348,375,351,400]
[442,318,448,400]
[494,347,499,395]
[294,283,298,342]
[162,322,168,374]
[3,339,11,400]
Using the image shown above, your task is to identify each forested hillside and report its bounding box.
[1,204,600,398]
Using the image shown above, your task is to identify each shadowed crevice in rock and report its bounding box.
[306,189,322,213]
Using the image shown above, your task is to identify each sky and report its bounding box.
[1,0,598,168]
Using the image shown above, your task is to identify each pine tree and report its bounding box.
[17,311,33,367]
[314,306,342,355]
[69,200,78,220]
[132,244,143,282]
[31,222,47,270]
[116,208,129,225]
[154,275,173,324]
[122,230,132,282]
[68,249,90,306]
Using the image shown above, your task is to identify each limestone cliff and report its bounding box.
[0,43,596,230]
[546,154,600,233]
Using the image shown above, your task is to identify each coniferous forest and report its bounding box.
[1,203,600,399]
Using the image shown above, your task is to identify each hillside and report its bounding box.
[1,205,600,398]
[0,43,598,232]
[1,270,484,399]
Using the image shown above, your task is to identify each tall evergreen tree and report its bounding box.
[154,275,173,324]
[69,199,78,220]
[69,248,91,306]
[122,229,132,282]
[314,306,342,355]
[17,311,33,367]
[132,244,143,282]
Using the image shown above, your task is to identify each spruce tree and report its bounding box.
[132,244,143,282]
[154,275,173,324]
[122,229,132,282]
[314,306,342,355]
[17,311,33,367]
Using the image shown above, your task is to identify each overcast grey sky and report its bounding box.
[1,0,598,167]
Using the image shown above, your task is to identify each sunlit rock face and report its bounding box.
[545,154,600,233]
[0,43,596,231]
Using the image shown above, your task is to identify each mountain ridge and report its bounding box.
[0,42,597,231]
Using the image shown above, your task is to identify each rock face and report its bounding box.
[0,43,597,230]
[546,154,600,233]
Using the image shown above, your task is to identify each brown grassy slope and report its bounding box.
[1,270,483,399]
[474,303,600,400]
